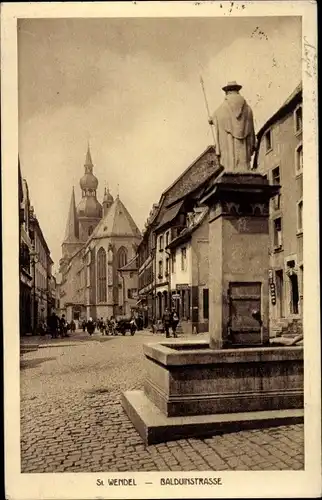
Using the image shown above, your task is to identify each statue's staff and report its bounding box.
[199,75,216,145]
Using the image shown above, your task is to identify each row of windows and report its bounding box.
[264,105,302,154]
[157,248,187,279]
[159,230,171,251]
[273,201,303,250]
[96,246,128,303]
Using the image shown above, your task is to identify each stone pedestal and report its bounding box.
[203,172,279,349]
[122,172,303,445]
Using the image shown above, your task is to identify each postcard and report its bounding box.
[2,1,320,499]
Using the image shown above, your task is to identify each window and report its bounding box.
[127,288,137,299]
[203,289,209,320]
[265,130,272,152]
[294,105,302,134]
[297,200,303,233]
[271,167,281,210]
[117,247,127,268]
[88,226,93,236]
[165,231,169,248]
[159,235,164,251]
[165,257,169,276]
[171,253,176,273]
[295,144,303,174]
[181,248,187,271]
[273,218,282,249]
[272,166,280,185]
[97,247,107,302]
[158,260,163,278]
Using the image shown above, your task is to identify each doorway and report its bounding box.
[275,270,284,318]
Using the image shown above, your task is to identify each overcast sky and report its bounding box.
[18,16,302,271]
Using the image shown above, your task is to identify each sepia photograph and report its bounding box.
[2,2,320,499]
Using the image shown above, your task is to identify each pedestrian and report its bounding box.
[162,308,172,338]
[48,311,59,339]
[82,319,86,332]
[59,314,69,337]
[130,315,137,336]
[110,316,117,336]
[171,308,179,338]
[70,319,76,332]
[86,317,95,336]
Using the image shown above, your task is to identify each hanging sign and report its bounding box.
[269,270,276,305]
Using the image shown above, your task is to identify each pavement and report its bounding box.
[20,329,304,472]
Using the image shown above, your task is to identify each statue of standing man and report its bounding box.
[209,81,256,172]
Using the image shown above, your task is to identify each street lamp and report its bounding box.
[30,245,39,335]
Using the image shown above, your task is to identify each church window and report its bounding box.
[118,247,127,269]
[97,247,107,302]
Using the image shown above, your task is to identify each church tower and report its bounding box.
[61,186,82,259]
[77,144,102,241]
[102,186,114,216]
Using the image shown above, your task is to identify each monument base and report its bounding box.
[122,341,303,444]
[122,390,304,445]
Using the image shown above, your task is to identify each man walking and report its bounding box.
[48,311,59,339]
[171,308,179,338]
[162,308,172,339]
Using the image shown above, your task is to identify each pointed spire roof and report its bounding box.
[85,142,93,168]
[89,196,141,240]
[64,187,79,242]
[103,185,114,206]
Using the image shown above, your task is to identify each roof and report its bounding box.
[64,187,79,243]
[167,208,208,249]
[155,200,184,232]
[118,255,138,272]
[153,145,218,225]
[257,82,302,140]
[253,82,302,170]
[90,196,141,240]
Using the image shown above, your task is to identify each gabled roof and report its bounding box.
[90,196,141,240]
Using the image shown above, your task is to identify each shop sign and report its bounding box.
[176,284,190,290]
[269,270,276,305]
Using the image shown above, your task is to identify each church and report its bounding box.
[58,145,141,322]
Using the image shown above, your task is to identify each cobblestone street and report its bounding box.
[20,330,304,473]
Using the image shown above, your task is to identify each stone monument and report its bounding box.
[122,82,303,445]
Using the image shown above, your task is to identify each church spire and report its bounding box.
[85,142,93,172]
[64,186,79,242]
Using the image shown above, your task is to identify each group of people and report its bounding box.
[81,316,137,336]
[161,308,180,338]
[47,312,76,339]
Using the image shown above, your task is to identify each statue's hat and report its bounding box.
[222,81,242,92]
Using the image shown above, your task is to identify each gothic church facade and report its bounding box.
[58,146,141,322]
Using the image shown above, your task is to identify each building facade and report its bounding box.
[29,210,54,330]
[19,162,33,335]
[254,82,303,335]
[59,145,141,322]
[137,145,221,332]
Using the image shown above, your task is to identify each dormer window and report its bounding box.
[294,105,302,134]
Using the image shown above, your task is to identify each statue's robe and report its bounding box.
[211,93,256,171]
